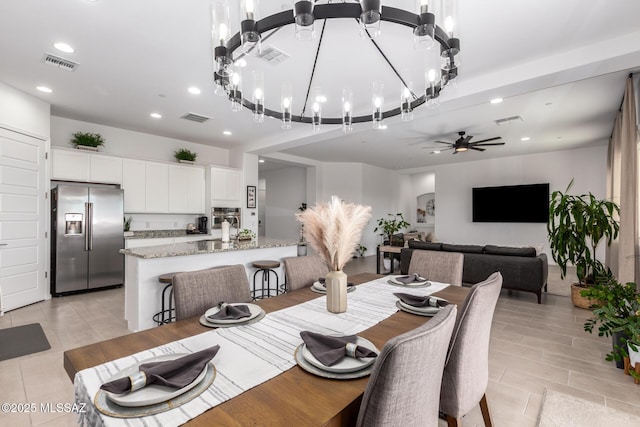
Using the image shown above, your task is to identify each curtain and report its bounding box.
[606,75,639,285]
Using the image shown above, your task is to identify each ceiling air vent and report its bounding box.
[494,115,524,126]
[41,53,79,71]
[255,45,289,65]
[181,112,211,123]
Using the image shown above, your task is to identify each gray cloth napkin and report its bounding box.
[100,345,219,394]
[300,331,377,366]
[395,273,427,284]
[394,292,449,308]
[207,302,251,321]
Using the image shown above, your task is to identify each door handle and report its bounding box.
[88,202,93,251]
[84,202,90,251]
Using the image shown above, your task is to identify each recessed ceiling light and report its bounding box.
[432,150,441,154]
[150,113,162,119]
[234,59,247,68]
[258,159,265,163]
[521,137,531,141]
[36,86,53,93]
[223,130,232,135]
[188,87,201,95]
[53,42,75,53]
[490,98,503,104]
[315,95,327,103]
[379,125,388,130]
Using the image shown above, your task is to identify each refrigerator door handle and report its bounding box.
[84,202,90,251]
[88,202,94,251]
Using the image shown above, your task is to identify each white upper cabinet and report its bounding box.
[89,153,122,184]
[122,159,146,212]
[145,162,169,213]
[186,166,205,213]
[210,166,241,206]
[51,149,89,181]
[168,165,188,213]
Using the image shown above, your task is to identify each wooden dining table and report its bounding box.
[64,272,469,426]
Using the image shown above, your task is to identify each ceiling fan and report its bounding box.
[430,131,505,154]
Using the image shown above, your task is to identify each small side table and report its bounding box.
[376,245,403,275]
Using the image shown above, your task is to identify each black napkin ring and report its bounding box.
[345,342,357,358]
[129,371,147,392]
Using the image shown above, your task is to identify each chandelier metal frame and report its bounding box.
[215,2,460,126]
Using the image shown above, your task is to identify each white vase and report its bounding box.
[326,270,347,313]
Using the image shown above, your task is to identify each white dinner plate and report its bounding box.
[104,354,208,407]
[204,303,262,324]
[388,276,430,287]
[311,281,355,293]
[301,336,378,373]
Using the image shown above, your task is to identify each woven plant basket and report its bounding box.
[570,283,602,309]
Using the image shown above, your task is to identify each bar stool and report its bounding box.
[152,272,179,325]
[251,260,280,300]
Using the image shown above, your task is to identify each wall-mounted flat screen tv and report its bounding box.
[472,183,549,223]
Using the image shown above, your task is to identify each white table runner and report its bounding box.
[75,277,449,427]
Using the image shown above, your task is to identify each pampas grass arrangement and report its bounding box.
[296,196,372,271]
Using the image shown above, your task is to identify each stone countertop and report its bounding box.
[120,238,299,259]
[124,230,211,239]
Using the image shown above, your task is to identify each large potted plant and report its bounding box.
[547,179,620,308]
[374,213,410,246]
[582,277,638,368]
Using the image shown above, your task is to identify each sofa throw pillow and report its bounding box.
[484,245,536,257]
[408,240,442,251]
[441,243,485,254]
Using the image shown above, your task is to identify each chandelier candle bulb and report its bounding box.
[212,1,232,76]
[342,89,353,132]
[281,82,292,129]
[401,86,413,121]
[372,81,384,128]
[230,72,243,112]
[294,0,315,41]
[312,102,321,132]
[240,0,261,54]
[252,71,265,122]
[360,0,382,37]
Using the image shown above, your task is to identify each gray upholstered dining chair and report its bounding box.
[282,255,330,292]
[440,272,503,427]
[356,304,458,427]
[408,249,464,286]
[172,264,252,321]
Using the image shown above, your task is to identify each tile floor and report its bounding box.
[0,257,638,426]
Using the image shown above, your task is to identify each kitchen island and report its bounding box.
[120,238,299,331]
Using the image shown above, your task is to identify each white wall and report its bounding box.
[362,164,399,254]
[51,116,229,166]
[0,81,50,138]
[262,166,307,241]
[401,146,608,261]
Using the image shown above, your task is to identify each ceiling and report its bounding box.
[1,0,639,171]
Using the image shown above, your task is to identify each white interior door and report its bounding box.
[0,127,46,312]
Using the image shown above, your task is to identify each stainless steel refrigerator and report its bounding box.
[51,184,124,295]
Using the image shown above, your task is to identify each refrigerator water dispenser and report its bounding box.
[65,213,83,235]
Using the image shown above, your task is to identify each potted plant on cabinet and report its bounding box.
[174,148,197,163]
[70,132,105,151]
[547,179,620,308]
[582,277,638,368]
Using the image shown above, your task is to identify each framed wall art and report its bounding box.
[247,185,256,208]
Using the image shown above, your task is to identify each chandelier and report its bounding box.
[211,1,460,132]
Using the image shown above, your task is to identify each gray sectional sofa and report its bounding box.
[400,241,548,303]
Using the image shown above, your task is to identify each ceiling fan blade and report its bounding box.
[462,135,473,144]
[471,142,506,147]
[470,147,486,152]
[435,141,453,145]
[471,136,502,144]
